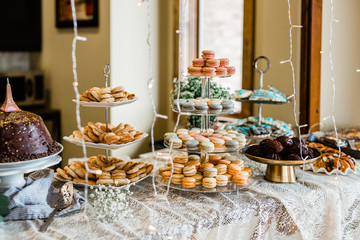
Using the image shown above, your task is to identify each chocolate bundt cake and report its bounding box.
[0,110,61,163]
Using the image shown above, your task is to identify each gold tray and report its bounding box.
[243,147,321,183]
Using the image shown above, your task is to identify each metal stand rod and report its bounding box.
[104,64,110,163]
[258,103,262,126]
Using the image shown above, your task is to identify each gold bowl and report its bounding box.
[244,147,321,183]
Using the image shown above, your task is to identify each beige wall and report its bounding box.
[254,0,302,127]
[41,0,110,163]
[320,0,360,129]
[110,0,173,157]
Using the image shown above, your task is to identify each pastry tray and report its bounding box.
[54,172,151,188]
[63,133,148,150]
[234,99,290,105]
[163,142,242,154]
[72,97,138,107]
[172,100,241,116]
[156,173,252,193]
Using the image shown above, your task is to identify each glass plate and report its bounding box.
[233,99,290,105]
[63,133,148,150]
[72,97,138,107]
[163,143,242,154]
[172,100,241,116]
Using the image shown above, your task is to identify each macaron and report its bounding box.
[186,140,200,151]
[176,128,189,135]
[226,140,239,149]
[182,102,195,111]
[243,167,252,176]
[188,66,202,76]
[221,100,234,110]
[216,175,228,186]
[219,159,231,165]
[209,103,223,112]
[159,166,171,173]
[200,141,215,152]
[169,138,182,148]
[209,154,222,164]
[200,163,214,172]
[171,174,184,184]
[202,67,216,77]
[214,164,227,175]
[219,58,230,67]
[221,136,233,141]
[227,164,242,175]
[204,167,218,178]
[215,67,227,76]
[211,138,226,149]
[206,59,220,68]
[192,173,203,185]
[232,172,248,185]
[173,163,184,174]
[165,134,179,145]
[208,99,222,105]
[173,99,187,109]
[226,66,236,75]
[185,160,201,170]
[232,160,244,169]
[188,154,200,161]
[180,134,194,143]
[173,155,188,165]
[182,177,196,188]
[195,103,209,112]
[189,128,201,135]
[202,177,217,188]
[192,58,205,67]
[201,50,215,59]
[183,165,197,177]
[162,171,172,181]
[224,173,233,181]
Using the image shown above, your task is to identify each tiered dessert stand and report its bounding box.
[62,65,148,186]
[235,57,321,183]
[158,73,252,192]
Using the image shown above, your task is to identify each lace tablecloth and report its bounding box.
[1,159,360,240]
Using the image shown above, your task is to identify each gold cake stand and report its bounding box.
[244,147,321,183]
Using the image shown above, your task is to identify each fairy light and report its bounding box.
[280,0,305,159]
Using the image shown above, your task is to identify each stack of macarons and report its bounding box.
[163,128,247,152]
[188,50,236,77]
[159,153,251,189]
[172,98,235,113]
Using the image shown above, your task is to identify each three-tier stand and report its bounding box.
[63,64,148,182]
[158,73,252,192]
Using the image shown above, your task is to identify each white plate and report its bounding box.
[72,98,138,107]
[54,172,151,189]
[63,133,148,150]
[0,144,63,169]
[311,164,360,175]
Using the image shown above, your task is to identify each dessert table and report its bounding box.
[1,159,360,240]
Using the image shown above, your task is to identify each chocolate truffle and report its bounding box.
[276,136,293,147]
[289,142,309,156]
[263,140,283,154]
[246,145,262,157]
[259,139,272,149]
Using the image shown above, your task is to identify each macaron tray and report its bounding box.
[172,99,241,116]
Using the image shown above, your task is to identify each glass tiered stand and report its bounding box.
[61,65,148,187]
[157,74,252,192]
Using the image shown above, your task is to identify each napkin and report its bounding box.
[0,168,85,221]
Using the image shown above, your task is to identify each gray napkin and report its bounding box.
[0,168,85,221]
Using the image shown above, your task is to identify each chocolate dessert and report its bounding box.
[286,154,302,160]
[265,153,282,160]
[0,79,60,163]
[263,140,283,154]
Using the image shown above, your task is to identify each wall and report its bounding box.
[110,0,173,157]
[41,0,110,163]
[320,1,360,129]
[254,0,302,127]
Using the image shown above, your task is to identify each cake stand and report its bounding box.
[0,144,63,188]
[243,146,321,183]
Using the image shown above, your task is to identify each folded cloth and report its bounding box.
[0,168,85,221]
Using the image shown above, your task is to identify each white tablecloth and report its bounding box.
[1,158,360,240]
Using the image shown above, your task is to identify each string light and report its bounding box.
[281,0,304,159]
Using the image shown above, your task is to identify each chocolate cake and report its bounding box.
[0,110,61,163]
[0,79,60,163]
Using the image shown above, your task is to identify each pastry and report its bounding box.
[173,163,184,174]
[215,67,227,76]
[188,66,203,76]
[171,174,184,184]
[186,140,200,151]
[200,163,214,172]
[225,140,239,150]
[173,99,187,109]
[215,175,228,186]
[188,154,200,161]
[173,155,188,165]
[218,159,231,165]
[211,138,225,149]
[183,165,197,177]
[209,103,223,112]
[218,58,229,67]
[162,171,172,181]
[263,140,283,154]
[201,50,215,59]
[214,164,227,175]
[195,103,208,112]
[200,141,215,152]
[182,102,195,111]
[221,100,234,110]
[204,167,218,178]
[209,154,222,164]
[186,160,201,170]
[202,177,217,188]
[169,138,182,148]
[227,164,242,175]
[176,128,189,135]
[232,172,248,185]
[225,66,236,75]
[202,67,216,77]
[192,58,205,67]
[182,177,196,188]
[192,174,203,185]
[206,59,220,67]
